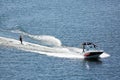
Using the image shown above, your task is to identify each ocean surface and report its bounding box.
[0,0,120,80]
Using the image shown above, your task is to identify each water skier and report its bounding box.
[19,35,23,44]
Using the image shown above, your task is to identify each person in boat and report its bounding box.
[19,35,23,44]
[82,42,97,52]
[82,45,85,52]
[93,43,97,48]
[82,42,86,52]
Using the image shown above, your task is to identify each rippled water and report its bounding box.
[0,0,120,80]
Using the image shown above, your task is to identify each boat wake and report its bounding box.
[0,36,110,59]
[11,30,62,47]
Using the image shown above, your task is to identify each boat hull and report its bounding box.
[84,52,103,59]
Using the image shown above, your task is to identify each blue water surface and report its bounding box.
[0,0,120,80]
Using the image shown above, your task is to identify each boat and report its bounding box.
[81,42,103,59]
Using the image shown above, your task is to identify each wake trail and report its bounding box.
[0,36,84,59]
[0,36,110,59]
[11,30,62,47]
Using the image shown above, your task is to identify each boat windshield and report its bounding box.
[85,44,96,51]
[82,42,97,52]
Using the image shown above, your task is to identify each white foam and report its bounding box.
[29,35,62,47]
[100,52,110,58]
[11,30,62,47]
[0,36,110,59]
[0,36,84,59]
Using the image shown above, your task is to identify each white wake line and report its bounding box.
[11,30,62,47]
[0,36,84,59]
[0,36,110,59]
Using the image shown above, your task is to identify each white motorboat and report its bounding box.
[81,42,103,59]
